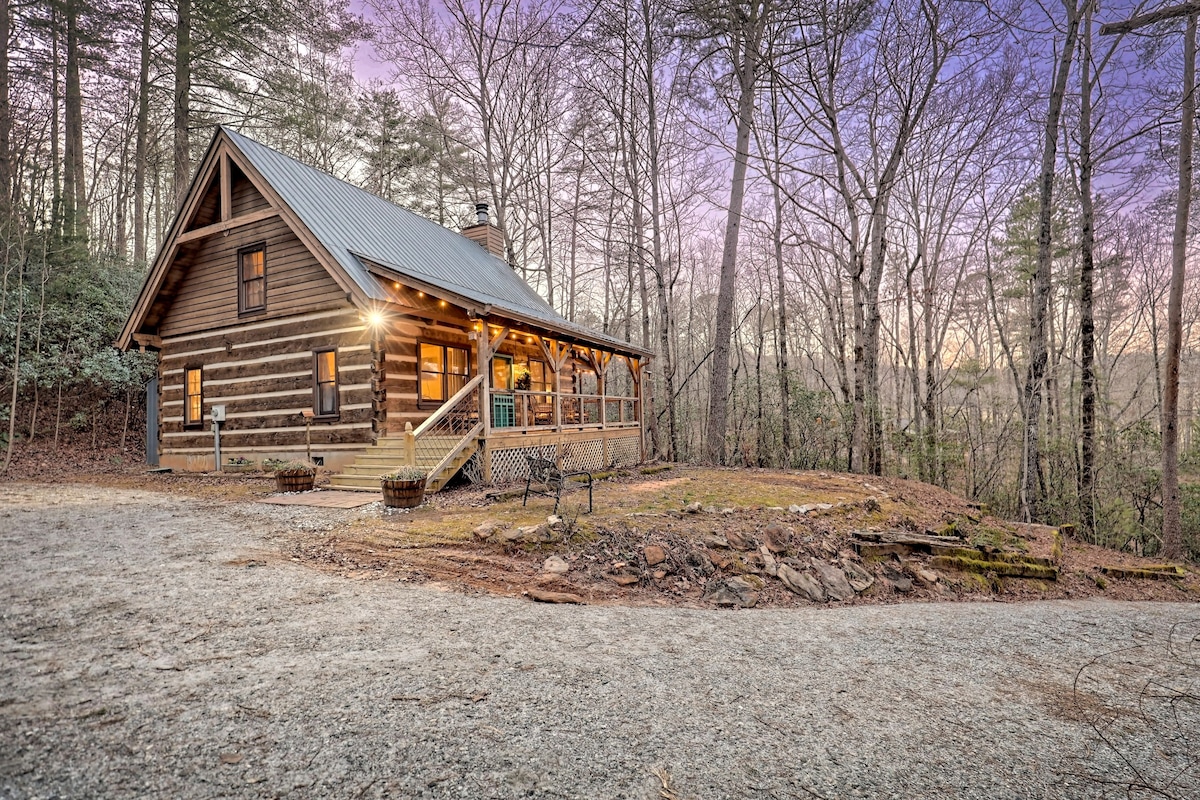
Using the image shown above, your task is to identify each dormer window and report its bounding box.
[239,244,266,313]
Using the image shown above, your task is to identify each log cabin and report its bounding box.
[118,127,653,491]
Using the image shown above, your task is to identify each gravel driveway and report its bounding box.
[1,483,1197,800]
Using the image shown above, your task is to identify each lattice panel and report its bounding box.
[608,435,641,469]
[560,439,604,473]
[490,445,556,484]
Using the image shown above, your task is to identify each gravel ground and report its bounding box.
[1,483,1197,800]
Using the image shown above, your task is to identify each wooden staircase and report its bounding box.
[330,434,479,493]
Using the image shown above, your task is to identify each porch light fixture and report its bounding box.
[365,310,386,328]
[439,300,447,308]
[418,291,425,298]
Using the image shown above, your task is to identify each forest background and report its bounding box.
[3,0,1199,559]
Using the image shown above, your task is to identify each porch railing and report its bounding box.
[489,389,638,431]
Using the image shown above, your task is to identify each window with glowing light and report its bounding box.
[419,343,469,403]
[184,367,203,427]
[313,349,338,417]
[238,244,266,313]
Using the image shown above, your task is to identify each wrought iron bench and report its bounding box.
[523,455,593,514]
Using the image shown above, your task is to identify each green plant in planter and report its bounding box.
[380,465,427,482]
[228,456,253,466]
[262,458,288,472]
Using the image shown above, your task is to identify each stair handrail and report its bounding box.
[413,373,483,440]
[425,421,483,491]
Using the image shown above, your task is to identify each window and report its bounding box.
[314,349,338,417]
[515,358,549,392]
[419,343,470,402]
[239,245,266,313]
[184,367,203,427]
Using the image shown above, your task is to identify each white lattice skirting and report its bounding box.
[487,434,643,484]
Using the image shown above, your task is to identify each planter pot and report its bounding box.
[275,471,315,493]
[225,463,257,473]
[381,478,425,509]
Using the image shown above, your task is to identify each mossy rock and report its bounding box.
[640,464,673,475]
[1099,564,1187,581]
[930,555,1058,581]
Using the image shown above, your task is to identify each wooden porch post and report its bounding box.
[474,322,492,482]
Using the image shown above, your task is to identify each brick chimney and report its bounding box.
[462,202,506,259]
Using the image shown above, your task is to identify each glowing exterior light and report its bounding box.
[366,310,385,328]
[439,300,447,308]
[393,281,400,289]
[417,291,425,298]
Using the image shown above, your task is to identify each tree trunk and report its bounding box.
[174,0,192,209]
[64,0,87,240]
[706,25,760,465]
[134,0,152,263]
[1162,14,1195,561]
[1020,2,1081,523]
[0,0,11,220]
[1078,7,1097,539]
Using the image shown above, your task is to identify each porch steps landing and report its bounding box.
[329,434,478,494]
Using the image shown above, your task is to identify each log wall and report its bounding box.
[156,307,376,471]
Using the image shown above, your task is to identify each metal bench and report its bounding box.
[523,455,592,514]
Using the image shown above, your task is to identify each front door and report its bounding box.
[491,355,514,427]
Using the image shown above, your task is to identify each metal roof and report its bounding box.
[223,127,649,356]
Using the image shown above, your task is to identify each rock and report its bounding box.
[862,497,881,513]
[708,549,733,570]
[546,515,563,528]
[473,519,508,540]
[778,565,826,602]
[652,570,667,580]
[759,546,779,577]
[702,505,718,514]
[720,507,735,515]
[609,572,639,586]
[814,503,834,511]
[762,522,790,553]
[500,524,559,544]
[726,530,755,551]
[643,545,667,566]
[686,550,715,576]
[767,506,785,512]
[542,555,570,575]
[812,561,854,601]
[684,501,703,514]
[527,588,584,604]
[703,577,759,608]
[788,504,804,514]
[742,552,764,573]
[843,561,875,593]
[820,539,839,557]
[701,532,730,549]
[914,567,940,586]
[883,567,914,593]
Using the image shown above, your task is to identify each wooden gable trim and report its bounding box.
[118,134,233,349]
[118,128,371,350]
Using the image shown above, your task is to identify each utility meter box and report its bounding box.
[210,405,226,423]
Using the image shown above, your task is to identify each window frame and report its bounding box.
[238,243,267,315]
[184,366,204,429]
[418,341,471,406]
[313,348,339,419]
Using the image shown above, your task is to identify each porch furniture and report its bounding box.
[523,455,593,514]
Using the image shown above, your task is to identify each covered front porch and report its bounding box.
[331,309,650,492]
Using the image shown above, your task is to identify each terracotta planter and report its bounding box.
[275,471,315,493]
[381,478,425,508]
